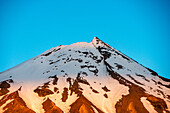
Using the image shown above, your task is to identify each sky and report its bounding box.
[0,0,170,78]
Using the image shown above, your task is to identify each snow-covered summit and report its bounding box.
[0,37,169,113]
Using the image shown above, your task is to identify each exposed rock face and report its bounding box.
[70,95,104,113]
[0,80,13,96]
[146,95,168,113]
[42,98,63,113]
[0,37,169,113]
[0,91,35,113]
[61,87,68,102]
[115,85,148,113]
[34,82,54,97]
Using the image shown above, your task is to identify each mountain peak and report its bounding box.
[91,36,106,48]
[0,37,169,113]
[92,36,99,41]
[91,36,101,43]
[91,37,113,51]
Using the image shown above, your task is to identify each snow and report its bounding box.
[103,43,170,106]
[0,37,169,112]
[79,75,129,113]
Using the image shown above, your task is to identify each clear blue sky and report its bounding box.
[0,0,170,78]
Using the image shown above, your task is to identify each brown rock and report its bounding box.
[0,80,11,96]
[102,86,110,92]
[0,88,9,96]
[103,94,108,98]
[61,87,68,102]
[0,91,35,113]
[115,85,149,113]
[70,95,104,113]
[67,78,82,96]
[79,104,94,113]
[146,95,168,113]
[42,98,63,113]
[34,87,54,97]
[0,81,10,88]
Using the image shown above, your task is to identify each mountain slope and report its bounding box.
[0,37,169,113]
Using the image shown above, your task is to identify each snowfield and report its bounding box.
[0,37,169,113]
